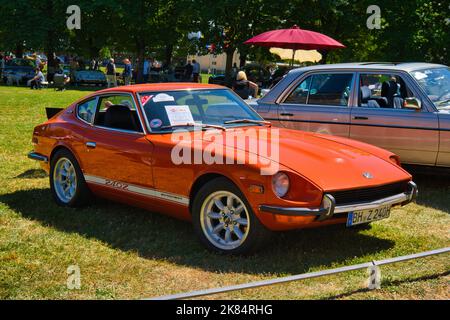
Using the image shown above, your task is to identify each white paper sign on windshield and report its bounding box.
[165,105,195,126]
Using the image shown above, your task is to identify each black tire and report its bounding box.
[192,177,271,255]
[50,149,91,207]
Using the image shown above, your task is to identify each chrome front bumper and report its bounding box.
[260,181,418,221]
[28,152,48,163]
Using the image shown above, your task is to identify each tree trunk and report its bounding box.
[239,53,246,68]
[15,43,23,58]
[164,44,173,69]
[224,47,235,86]
[318,49,328,64]
[136,40,145,83]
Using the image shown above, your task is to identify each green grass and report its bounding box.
[0,86,449,300]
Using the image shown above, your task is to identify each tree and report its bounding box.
[197,0,284,83]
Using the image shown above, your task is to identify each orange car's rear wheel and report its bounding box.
[50,149,91,207]
[192,177,271,255]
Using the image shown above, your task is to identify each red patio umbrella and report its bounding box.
[244,25,345,64]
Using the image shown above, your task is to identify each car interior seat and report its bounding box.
[360,86,380,108]
[382,80,404,108]
[104,105,139,131]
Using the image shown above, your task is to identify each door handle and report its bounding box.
[86,142,96,149]
[280,113,294,116]
[353,116,369,120]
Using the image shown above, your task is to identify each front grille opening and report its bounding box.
[329,181,409,206]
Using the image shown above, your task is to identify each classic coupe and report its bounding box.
[29,83,417,254]
[251,63,450,168]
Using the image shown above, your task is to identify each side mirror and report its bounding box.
[404,97,422,110]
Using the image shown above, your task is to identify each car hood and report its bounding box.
[203,127,410,191]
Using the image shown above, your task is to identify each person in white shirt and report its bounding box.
[28,68,45,89]
[192,59,200,83]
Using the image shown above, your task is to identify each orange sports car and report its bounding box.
[28,83,417,254]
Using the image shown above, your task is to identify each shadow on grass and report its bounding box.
[15,169,47,179]
[409,172,450,213]
[0,188,396,275]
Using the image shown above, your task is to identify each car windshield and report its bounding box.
[411,67,450,109]
[138,89,264,132]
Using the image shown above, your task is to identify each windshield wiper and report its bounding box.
[224,119,271,126]
[160,123,226,131]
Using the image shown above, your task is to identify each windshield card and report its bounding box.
[153,93,175,103]
[165,105,194,126]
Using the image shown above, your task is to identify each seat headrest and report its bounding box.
[360,86,371,101]
[104,105,137,131]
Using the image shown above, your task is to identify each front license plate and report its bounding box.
[346,205,391,227]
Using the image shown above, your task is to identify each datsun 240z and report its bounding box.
[29,83,417,254]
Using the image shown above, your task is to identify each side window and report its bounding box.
[77,98,97,123]
[359,73,413,109]
[94,94,143,132]
[308,73,353,106]
[284,73,353,106]
[284,75,312,104]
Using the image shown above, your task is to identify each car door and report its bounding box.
[437,112,450,166]
[74,93,155,195]
[350,71,439,165]
[276,71,356,137]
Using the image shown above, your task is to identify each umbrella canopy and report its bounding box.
[269,48,322,63]
[244,25,345,51]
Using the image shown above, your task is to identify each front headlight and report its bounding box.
[272,172,290,198]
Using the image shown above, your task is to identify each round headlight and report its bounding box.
[272,172,290,198]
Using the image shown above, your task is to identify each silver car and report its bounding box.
[251,63,450,167]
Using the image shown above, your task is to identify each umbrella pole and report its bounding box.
[291,49,296,66]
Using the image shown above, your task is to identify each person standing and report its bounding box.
[142,58,150,83]
[106,58,117,88]
[192,59,200,83]
[69,56,79,82]
[232,62,238,79]
[184,60,193,81]
[122,58,132,86]
[0,53,4,79]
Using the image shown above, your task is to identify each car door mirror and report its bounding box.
[404,97,422,110]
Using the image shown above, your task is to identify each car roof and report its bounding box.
[289,62,447,74]
[97,83,225,94]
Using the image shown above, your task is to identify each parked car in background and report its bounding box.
[2,58,35,84]
[28,83,416,254]
[73,70,107,86]
[251,62,450,168]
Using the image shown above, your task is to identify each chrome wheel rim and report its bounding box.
[200,191,250,250]
[53,157,77,203]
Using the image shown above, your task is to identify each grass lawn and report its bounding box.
[0,85,449,300]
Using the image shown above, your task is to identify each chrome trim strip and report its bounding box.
[259,181,417,218]
[259,205,328,216]
[84,174,189,206]
[28,152,48,163]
